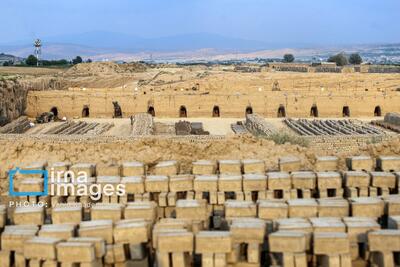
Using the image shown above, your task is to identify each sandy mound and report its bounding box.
[65,62,147,76]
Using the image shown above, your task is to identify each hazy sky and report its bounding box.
[2,0,399,45]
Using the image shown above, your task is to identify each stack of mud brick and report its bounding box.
[345,155,399,197]
[1,155,400,267]
[10,161,50,205]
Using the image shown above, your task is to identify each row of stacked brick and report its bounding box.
[1,198,400,267]
[12,170,400,206]
[9,159,400,208]
[9,155,400,177]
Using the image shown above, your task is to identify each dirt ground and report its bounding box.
[2,63,400,93]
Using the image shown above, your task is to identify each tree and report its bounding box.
[283,54,295,63]
[349,53,363,65]
[86,58,93,63]
[26,55,38,66]
[328,53,348,66]
[2,61,12,66]
[72,56,83,65]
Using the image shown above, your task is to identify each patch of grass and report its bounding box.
[367,136,383,145]
[266,132,310,147]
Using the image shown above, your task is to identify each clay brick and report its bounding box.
[346,156,373,171]
[242,174,267,191]
[310,217,346,232]
[13,206,44,225]
[230,218,265,243]
[370,251,394,267]
[52,203,83,224]
[144,175,169,192]
[214,253,227,267]
[269,231,307,253]
[70,163,95,177]
[156,252,169,267]
[195,231,232,253]
[291,171,316,189]
[79,220,114,244]
[24,236,62,260]
[276,218,313,249]
[370,172,396,188]
[154,160,179,176]
[171,252,189,267]
[124,201,157,221]
[39,224,76,240]
[96,176,121,188]
[192,160,217,175]
[47,162,70,174]
[121,176,145,194]
[315,156,338,172]
[287,199,318,218]
[18,178,43,193]
[350,197,384,218]
[368,229,400,252]
[91,203,123,222]
[68,237,106,258]
[169,174,194,192]
[42,260,58,267]
[114,220,148,244]
[157,231,194,253]
[57,242,96,263]
[175,199,208,221]
[343,217,381,243]
[96,164,120,176]
[242,159,265,174]
[316,171,342,189]
[314,232,350,255]
[219,160,242,175]
[80,260,103,267]
[257,200,288,220]
[122,161,145,176]
[199,252,213,267]
[1,225,38,253]
[247,243,260,264]
[0,204,7,228]
[14,252,26,267]
[0,251,10,267]
[279,156,301,172]
[194,175,218,192]
[267,172,291,190]
[17,161,47,178]
[344,171,370,188]
[377,156,400,171]
[218,175,242,192]
[225,200,256,218]
[113,243,127,262]
[152,228,188,249]
[317,198,349,217]
[384,195,400,216]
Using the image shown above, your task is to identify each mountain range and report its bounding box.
[0,31,399,62]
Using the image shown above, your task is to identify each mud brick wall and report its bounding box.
[368,66,400,73]
[306,135,395,153]
[0,79,28,124]
[26,88,400,119]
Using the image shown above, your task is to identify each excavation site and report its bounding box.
[0,60,400,267]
